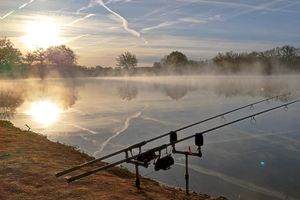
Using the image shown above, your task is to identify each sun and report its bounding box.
[21,20,62,50]
[26,100,62,126]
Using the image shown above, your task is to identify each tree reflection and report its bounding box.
[213,80,292,101]
[0,91,24,119]
[118,81,138,101]
[156,84,196,100]
[0,80,80,120]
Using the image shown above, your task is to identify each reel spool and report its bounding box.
[154,155,175,171]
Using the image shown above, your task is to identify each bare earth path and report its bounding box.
[0,121,227,200]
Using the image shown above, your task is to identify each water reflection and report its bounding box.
[26,100,62,126]
[213,79,292,99]
[118,81,138,101]
[154,83,196,100]
[1,76,298,123]
[113,76,298,101]
[0,90,24,119]
[1,76,299,200]
[0,80,79,126]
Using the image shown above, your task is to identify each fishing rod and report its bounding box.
[65,98,300,183]
[56,93,290,177]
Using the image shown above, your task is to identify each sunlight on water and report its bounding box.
[26,100,62,127]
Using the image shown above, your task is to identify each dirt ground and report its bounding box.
[0,120,227,200]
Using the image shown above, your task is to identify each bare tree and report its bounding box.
[116,52,138,69]
[32,48,47,79]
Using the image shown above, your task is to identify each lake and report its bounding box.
[1,75,300,200]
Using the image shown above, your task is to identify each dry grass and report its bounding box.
[0,120,227,200]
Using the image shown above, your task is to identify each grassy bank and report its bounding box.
[0,120,227,200]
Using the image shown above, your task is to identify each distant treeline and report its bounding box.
[1,37,300,79]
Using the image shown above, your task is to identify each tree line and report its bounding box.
[1,37,300,79]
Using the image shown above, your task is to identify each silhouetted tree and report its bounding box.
[46,45,77,67]
[46,45,77,76]
[24,52,35,66]
[31,48,47,79]
[164,51,188,67]
[116,52,138,69]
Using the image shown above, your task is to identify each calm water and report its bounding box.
[1,75,300,200]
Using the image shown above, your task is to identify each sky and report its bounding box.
[1,0,300,67]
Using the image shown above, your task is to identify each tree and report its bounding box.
[116,52,138,69]
[46,45,77,67]
[23,52,35,66]
[0,38,23,76]
[164,51,188,67]
[31,48,47,79]
[46,45,77,76]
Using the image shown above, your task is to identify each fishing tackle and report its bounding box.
[56,94,299,195]
[154,155,174,171]
[56,94,289,178]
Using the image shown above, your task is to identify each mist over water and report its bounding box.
[1,75,300,200]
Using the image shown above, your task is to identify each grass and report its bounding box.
[0,120,226,200]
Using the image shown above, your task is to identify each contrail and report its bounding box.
[142,21,179,33]
[182,0,291,13]
[65,34,90,44]
[74,0,148,44]
[95,0,141,38]
[19,0,35,9]
[0,11,15,20]
[76,1,95,14]
[1,0,35,20]
[226,0,287,20]
[66,14,96,26]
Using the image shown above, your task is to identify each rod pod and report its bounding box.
[64,99,300,184]
[56,93,290,178]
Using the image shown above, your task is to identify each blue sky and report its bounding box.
[1,0,300,67]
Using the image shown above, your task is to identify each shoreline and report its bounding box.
[0,120,227,200]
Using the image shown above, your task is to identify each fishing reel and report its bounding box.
[136,150,157,166]
[154,154,175,171]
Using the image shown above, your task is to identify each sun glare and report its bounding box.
[27,100,62,126]
[21,20,62,50]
